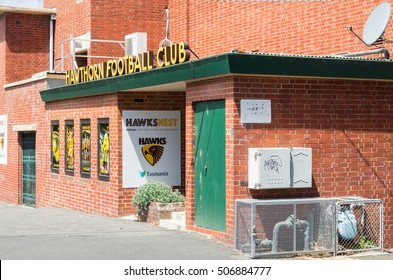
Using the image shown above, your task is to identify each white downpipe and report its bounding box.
[49,15,56,72]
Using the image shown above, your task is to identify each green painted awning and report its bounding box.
[40,52,393,102]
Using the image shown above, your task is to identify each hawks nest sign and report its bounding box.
[122,111,181,188]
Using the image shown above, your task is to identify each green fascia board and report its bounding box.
[227,53,393,80]
[40,53,393,102]
[40,54,232,102]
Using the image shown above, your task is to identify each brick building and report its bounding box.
[0,0,392,251]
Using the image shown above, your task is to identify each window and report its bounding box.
[65,120,74,175]
[51,120,60,173]
[80,119,91,178]
[98,118,109,181]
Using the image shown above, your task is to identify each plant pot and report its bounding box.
[137,208,148,222]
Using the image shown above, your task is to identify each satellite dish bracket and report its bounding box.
[347,25,385,47]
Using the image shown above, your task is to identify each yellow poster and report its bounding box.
[51,123,60,169]
[65,123,74,172]
[81,123,91,174]
[99,122,109,176]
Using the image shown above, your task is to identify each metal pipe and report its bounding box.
[297,219,310,251]
[49,15,56,72]
[272,215,310,252]
[272,219,291,253]
[338,48,390,59]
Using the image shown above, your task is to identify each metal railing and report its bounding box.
[53,38,125,72]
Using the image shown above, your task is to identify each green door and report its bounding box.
[22,133,36,207]
[194,100,226,232]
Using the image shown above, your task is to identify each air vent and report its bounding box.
[125,32,147,56]
[71,32,91,54]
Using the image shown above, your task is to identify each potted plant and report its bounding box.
[132,180,184,222]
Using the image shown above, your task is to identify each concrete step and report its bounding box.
[159,211,185,231]
[171,211,185,222]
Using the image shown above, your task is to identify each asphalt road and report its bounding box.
[0,202,248,260]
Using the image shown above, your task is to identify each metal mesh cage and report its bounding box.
[235,197,383,258]
[235,198,337,258]
[336,199,383,255]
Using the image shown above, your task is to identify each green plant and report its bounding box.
[132,180,184,210]
[359,236,376,249]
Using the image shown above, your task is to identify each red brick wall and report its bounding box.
[4,13,49,83]
[169,0,390,58]
[90,0,168,62]
[185,76,393,248]
[0,13,49,206]
[44,0,91,71]
[0,56,185,216]
[43,94,121,216]
[0,80,47,205]
[0,15,5,93]
[41,0,393,70]
[42,0,393,68]
[0,16,8,201]
[38,91,185,217]
[44,0,169,69]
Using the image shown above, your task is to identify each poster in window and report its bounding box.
[51,121,60,172]
[98,119,109,180]
[81,120,91,177]
[0,115,7,165]
[65,121,74,174]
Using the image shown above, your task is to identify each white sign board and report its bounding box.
[0,115,7,165]
[122,111,181,188]
[240,99,271,123]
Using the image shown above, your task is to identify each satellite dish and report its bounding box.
[362,2,391,46]
[341,2,392,59]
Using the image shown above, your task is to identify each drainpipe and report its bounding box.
[49,14,56,72]
[272,215,310,253]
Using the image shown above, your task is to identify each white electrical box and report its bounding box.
[291,148,313,188]
[125,32,147,56]
[248,148,312,189]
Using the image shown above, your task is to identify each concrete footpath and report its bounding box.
[1,201,392,260]
[0,202,248,260]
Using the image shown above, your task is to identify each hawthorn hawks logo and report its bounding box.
[139,138,166,166]
[141,144,164,166]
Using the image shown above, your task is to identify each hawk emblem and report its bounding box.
[141,144,164,166]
